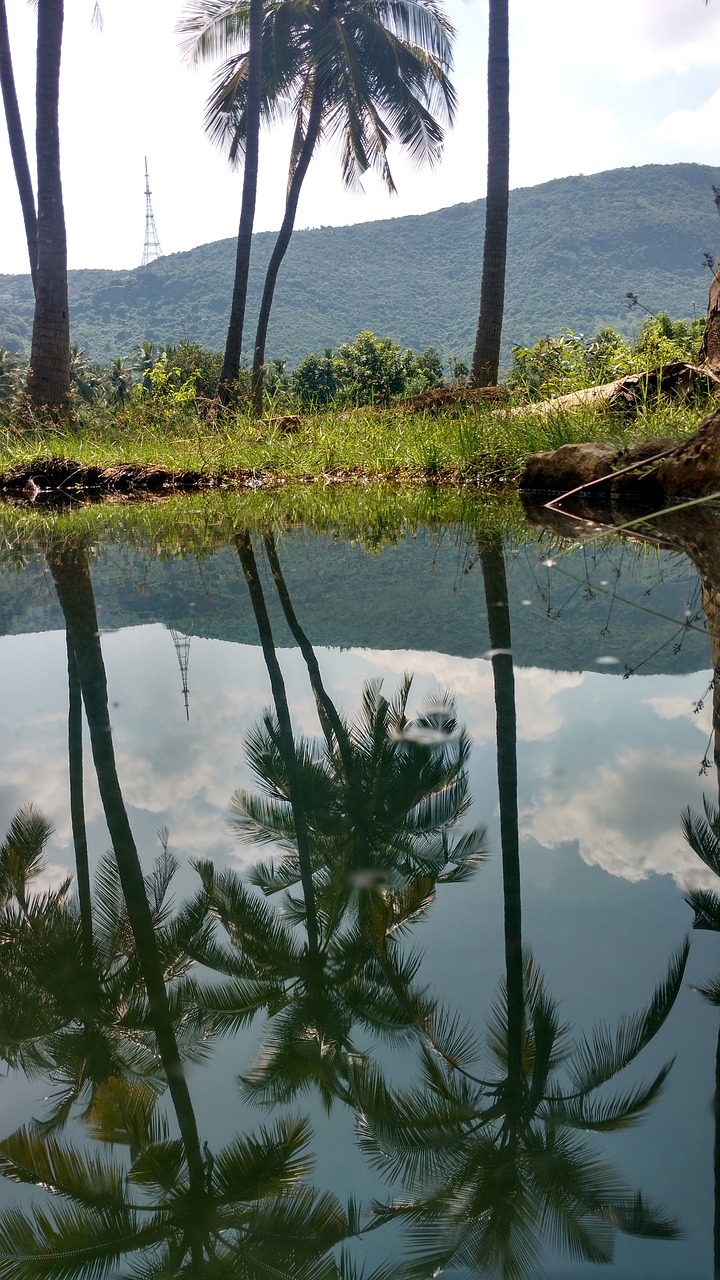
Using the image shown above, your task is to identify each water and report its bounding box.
[0,488,717,1278]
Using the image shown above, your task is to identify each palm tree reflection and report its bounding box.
[0,532,357,1276]
[353,535,686,1277]
[197,532,486,1107]
[0,805,207,1132]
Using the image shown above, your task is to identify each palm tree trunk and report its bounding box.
[480,538,523,1082]
[263,532,355,775]
[715,1019,720,1280]
[67,633,93,972]
[236,530,321,953]
[47,540,206,1198]
[218,0,263,396]
[0,0,37,291]
[251,78,325,416]
[27,0,70,412]
[471,0,509,388]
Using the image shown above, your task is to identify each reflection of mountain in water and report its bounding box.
[0,528,707,676]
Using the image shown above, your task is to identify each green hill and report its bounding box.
[1,162,719,369]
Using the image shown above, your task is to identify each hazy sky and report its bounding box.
[2,0,720,274]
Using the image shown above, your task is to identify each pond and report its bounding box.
[0,485,717,1278]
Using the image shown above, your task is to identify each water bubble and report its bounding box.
[521,599,532,606]
[390,724,460,745]
[594,655,620,666]
[347,868,394,890]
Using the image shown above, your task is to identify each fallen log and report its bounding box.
[508,361,720,418]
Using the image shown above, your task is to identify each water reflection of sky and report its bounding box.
[0,620,717,1276]
[2,628,714,889]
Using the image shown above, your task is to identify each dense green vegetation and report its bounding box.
[0,305,711,492]
[0,309,704,415]
[1,163,718,371]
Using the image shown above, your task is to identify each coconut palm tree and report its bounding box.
[470,0,509,387]
[183,0,457,414]
[26,0,71,411]
[348,534,688,1277]
[200,531,484,1107]
[188,853,435,1110]
[0,1108,353,1278]
[683,799,720,1278]
[0,0,37,289]
[0,804,212,1132]
[178,0,265,394]
[353,948,686,1279]
[0,993,355,1279]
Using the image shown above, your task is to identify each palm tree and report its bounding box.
[0,0,37,289]
[470,0,509,387]
[178,0,265,395]
[354,948,686,1279]
[26,0,71,411]
[185,0,457,415]
[0,1004,355,1278]
[45,534,211,1209]
[204,531,484,1107]
[257,530,485,915]
[0,805,211,1132]
[249,0,456,414]
[348,533,688,1277]
[682,799,720,1277]
[189,854,435,1110]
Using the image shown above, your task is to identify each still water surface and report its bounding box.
[0,490,718,1278]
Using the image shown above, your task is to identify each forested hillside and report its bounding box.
[1,162,718,369]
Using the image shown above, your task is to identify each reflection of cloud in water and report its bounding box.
[645,692,713,738]
[2,626,714,894]
[520,746,717,888]
[348,649,584,742]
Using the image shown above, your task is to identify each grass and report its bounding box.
[0,390,712,492]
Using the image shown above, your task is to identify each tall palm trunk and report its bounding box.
[251,77,325,416]
[471,0,509,388]
[27,0,70,411]
[715,1020,720,1280]
[480,537,523,1084]
[0,0,37,290]
[218,0,264,397]
[263,532,355,776]
[236,530,321,954]
[47,541,206,1205]
[67,634,93,973]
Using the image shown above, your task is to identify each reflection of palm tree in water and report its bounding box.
[0,535,354,1276]
[196,531,485,1105]
[683,802,720,1279]
[354,534,686,1277]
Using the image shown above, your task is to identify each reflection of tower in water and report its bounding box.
[169,628,191,721]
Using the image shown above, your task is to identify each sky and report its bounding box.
[2,0,720,275]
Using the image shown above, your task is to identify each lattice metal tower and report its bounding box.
[141,156,163,267]
[169,627,191,721]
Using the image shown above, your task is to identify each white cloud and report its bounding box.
[520,745,716,888]
[653,87,720,162]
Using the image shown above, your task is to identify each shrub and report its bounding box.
[292,351,340,406]
[403,346,446,394]
[334,331,407,405]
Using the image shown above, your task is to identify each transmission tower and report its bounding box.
[169,627,191,722]
[141,156,163,267]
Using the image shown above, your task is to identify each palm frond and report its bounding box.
[565,940,689,1096]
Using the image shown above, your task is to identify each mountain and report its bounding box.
[1,163,719,370]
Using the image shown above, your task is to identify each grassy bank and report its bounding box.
[0,392,713,494]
